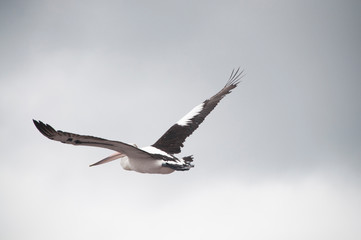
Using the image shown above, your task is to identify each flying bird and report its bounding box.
[33,68,243,174]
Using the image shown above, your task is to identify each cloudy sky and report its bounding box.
[1,0,360,239]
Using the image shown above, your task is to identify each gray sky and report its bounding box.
[1,0,361,239]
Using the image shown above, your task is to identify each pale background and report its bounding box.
[1,1,360,239]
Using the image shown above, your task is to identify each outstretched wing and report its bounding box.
[33,120,152,159]
[152,68,243,154]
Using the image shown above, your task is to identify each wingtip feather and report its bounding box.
[227,67,245,87]
[33,119,57,139]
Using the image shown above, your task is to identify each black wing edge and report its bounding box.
[33,119,157,161]
[33,119,58,140]
[32,119,111,145]
[32,119,122,146]
[151,67,244,154]
[225,67,244,89]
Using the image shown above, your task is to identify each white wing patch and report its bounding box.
[177,103,204,126]
[141,146,173,158]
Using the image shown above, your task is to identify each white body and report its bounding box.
[109,146,176,174]
[121,157,175,174]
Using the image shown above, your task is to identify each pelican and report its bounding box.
[33,68,243,174]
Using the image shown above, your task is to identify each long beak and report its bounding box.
[89,152,125,167]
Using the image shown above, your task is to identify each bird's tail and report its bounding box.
[183,155,194,164]
[162,155,194,171]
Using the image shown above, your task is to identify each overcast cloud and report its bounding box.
[1,0,361,239]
